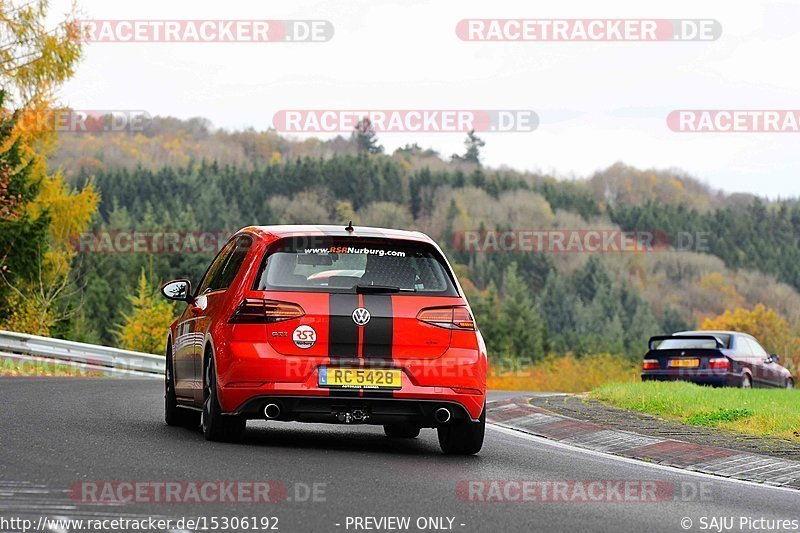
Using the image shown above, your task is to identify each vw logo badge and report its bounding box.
[352,307,371,326]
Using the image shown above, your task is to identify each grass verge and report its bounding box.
[591,381,800,441]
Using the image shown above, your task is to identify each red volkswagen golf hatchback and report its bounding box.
[160,225,488,454]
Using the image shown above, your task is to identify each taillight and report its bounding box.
[452,387,483,395]
[708,357,730,370]
[642,359,659,370]
[417,306,475,330]
[229,298,304,324]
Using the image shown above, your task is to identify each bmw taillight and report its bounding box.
[708,357,730,370]
[642,359,659,370]
[417,306,475,330]
[229,298,304,324]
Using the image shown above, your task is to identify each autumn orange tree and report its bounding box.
[700,305,800,373]
[2,169,99,335]
[0,0,98,335]
[0,0,82,107]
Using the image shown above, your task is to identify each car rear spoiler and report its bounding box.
[648,335,724,350]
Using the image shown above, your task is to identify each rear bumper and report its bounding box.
[222,384,485,422]
[232,395,478,425]
[641,369,741,386]
[215,342,487,420]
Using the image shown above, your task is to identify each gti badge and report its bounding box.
[352,307,371,326]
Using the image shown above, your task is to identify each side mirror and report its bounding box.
[771,354,780,364]
[160,279,193,302]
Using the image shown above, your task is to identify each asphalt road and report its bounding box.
[1,378,799,533]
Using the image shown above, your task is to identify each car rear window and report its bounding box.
[254,238,458,295]
[655,334,731,350]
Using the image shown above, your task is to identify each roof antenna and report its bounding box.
[345,221,354,233]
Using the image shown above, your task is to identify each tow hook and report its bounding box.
[336,408,369,423]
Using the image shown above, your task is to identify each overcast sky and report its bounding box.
[51,0,800,198]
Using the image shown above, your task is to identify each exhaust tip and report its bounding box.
[264,403,281,420]
[434,407,452,424]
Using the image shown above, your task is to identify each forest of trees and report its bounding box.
[19,119,796,373]
[610,200,800,290]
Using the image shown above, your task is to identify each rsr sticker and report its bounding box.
[293,325,317,349]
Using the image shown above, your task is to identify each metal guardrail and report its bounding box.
[0,329,165,377]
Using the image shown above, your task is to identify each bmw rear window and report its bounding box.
[254,238,458,295]
[655,334,731,350]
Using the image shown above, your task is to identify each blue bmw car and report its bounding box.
[641,330,793,389]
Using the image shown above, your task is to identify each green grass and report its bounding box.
[590,381,800,441]
[0,356,101,377]
[685,408,752,426]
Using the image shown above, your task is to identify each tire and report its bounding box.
[787,378,794,390]
[165,346,200,427]
[384,423,421,439]
[437,404,485,455]
[740,374,752,389]
[202,354,246,442]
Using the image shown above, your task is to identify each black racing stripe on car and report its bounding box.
[329,293,359,358]
[328,294,360,397]
[362,294,393,360]
[361,294,394,398]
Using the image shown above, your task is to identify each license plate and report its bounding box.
[318,367,402,389]
[668,358,700,368]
